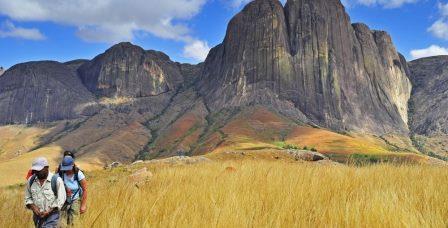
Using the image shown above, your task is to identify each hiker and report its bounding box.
[58,155,87,226]
[25,157,66,228]
[26,151,76,181]
[55,151,76,173]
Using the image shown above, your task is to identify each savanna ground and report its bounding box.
[1,158,447,227]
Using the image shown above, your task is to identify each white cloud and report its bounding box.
[344,0,418,8]
[229,0,286,8]
[183,40,210,61]
[0,0,209,61]
[429,19,448,40]
[438,2,448,17]
[0,20,45,40]
[230,0,252,8]
[410,45,448,59]
[429,3,448,40]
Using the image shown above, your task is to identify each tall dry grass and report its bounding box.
[1,160,447,227]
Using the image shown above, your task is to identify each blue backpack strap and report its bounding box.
[51,174,58,196]
[28,175,36,189]
[74,166,82,189]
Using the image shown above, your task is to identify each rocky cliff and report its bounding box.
[78,42,185,98]
[408,56,448,135]
[198,0,411,135]
[0,61,95,124]
[2,0,442,164]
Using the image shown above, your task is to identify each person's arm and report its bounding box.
[43,176,66,218]
[26,204,41,216]
[79,179,87,214]
[53,177,66,210]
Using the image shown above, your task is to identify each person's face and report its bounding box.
[65,169,74,175]
[35,166,49,180]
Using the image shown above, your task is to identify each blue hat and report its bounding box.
[60,156,74,171]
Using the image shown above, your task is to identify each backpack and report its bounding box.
[28,174,59,196]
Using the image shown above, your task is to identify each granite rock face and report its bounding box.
[0,61,95,124]
[198,0,412,135]
[408,56,448,135]
[78,42,184,98]
[64,59,88,73]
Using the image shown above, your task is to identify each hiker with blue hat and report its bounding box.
[25,157,66,227]
[57,154,88,226]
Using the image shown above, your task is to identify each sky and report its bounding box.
[0,0,447,69]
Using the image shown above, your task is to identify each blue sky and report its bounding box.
[0,0,447,69]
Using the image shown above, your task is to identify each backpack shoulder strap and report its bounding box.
[28,175,36,189]
[51,174,58,196]
[59,171,64,182]
[74,166,81,184]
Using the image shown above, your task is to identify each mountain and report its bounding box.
[0,0,446,167]
[408,56,448,159]
[408,56,448,135]
[77,42,187,98]
[0,67,4,76]
[198,0,411,135]
[0,61,95,124]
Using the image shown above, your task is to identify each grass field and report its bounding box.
[1,159,447,227]
[0,125,53,161]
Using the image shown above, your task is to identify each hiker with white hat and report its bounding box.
[25,157,66,228]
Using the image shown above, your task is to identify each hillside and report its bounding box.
[0,0,447,180]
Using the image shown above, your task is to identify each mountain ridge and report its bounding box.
[199,0,411,135]
[0,0,446,165]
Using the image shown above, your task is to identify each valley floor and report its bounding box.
[1,159,447,227]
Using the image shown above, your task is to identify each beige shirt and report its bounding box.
[25,173,66,212]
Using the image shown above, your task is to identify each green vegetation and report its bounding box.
[348,154,386,165]
[274,142,318,152]
[274,141,299,150]
[410,134,448,162]
[427,151,448,162]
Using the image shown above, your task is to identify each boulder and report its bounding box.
[105,161,122,169]
[129,167,153,184]
[145,156,211,165]
[286,149,328,162]
[132,160,144,165]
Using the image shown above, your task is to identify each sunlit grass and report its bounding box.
[1,159,447,227]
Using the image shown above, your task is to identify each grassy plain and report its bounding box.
[1,159,447,227]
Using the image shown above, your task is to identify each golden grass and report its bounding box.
[286,127,392,155]
[0,146,102,187]
[99,97,135,106]
[0,125,52,161]
[0,146,63,187]
[1,160,447,227]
